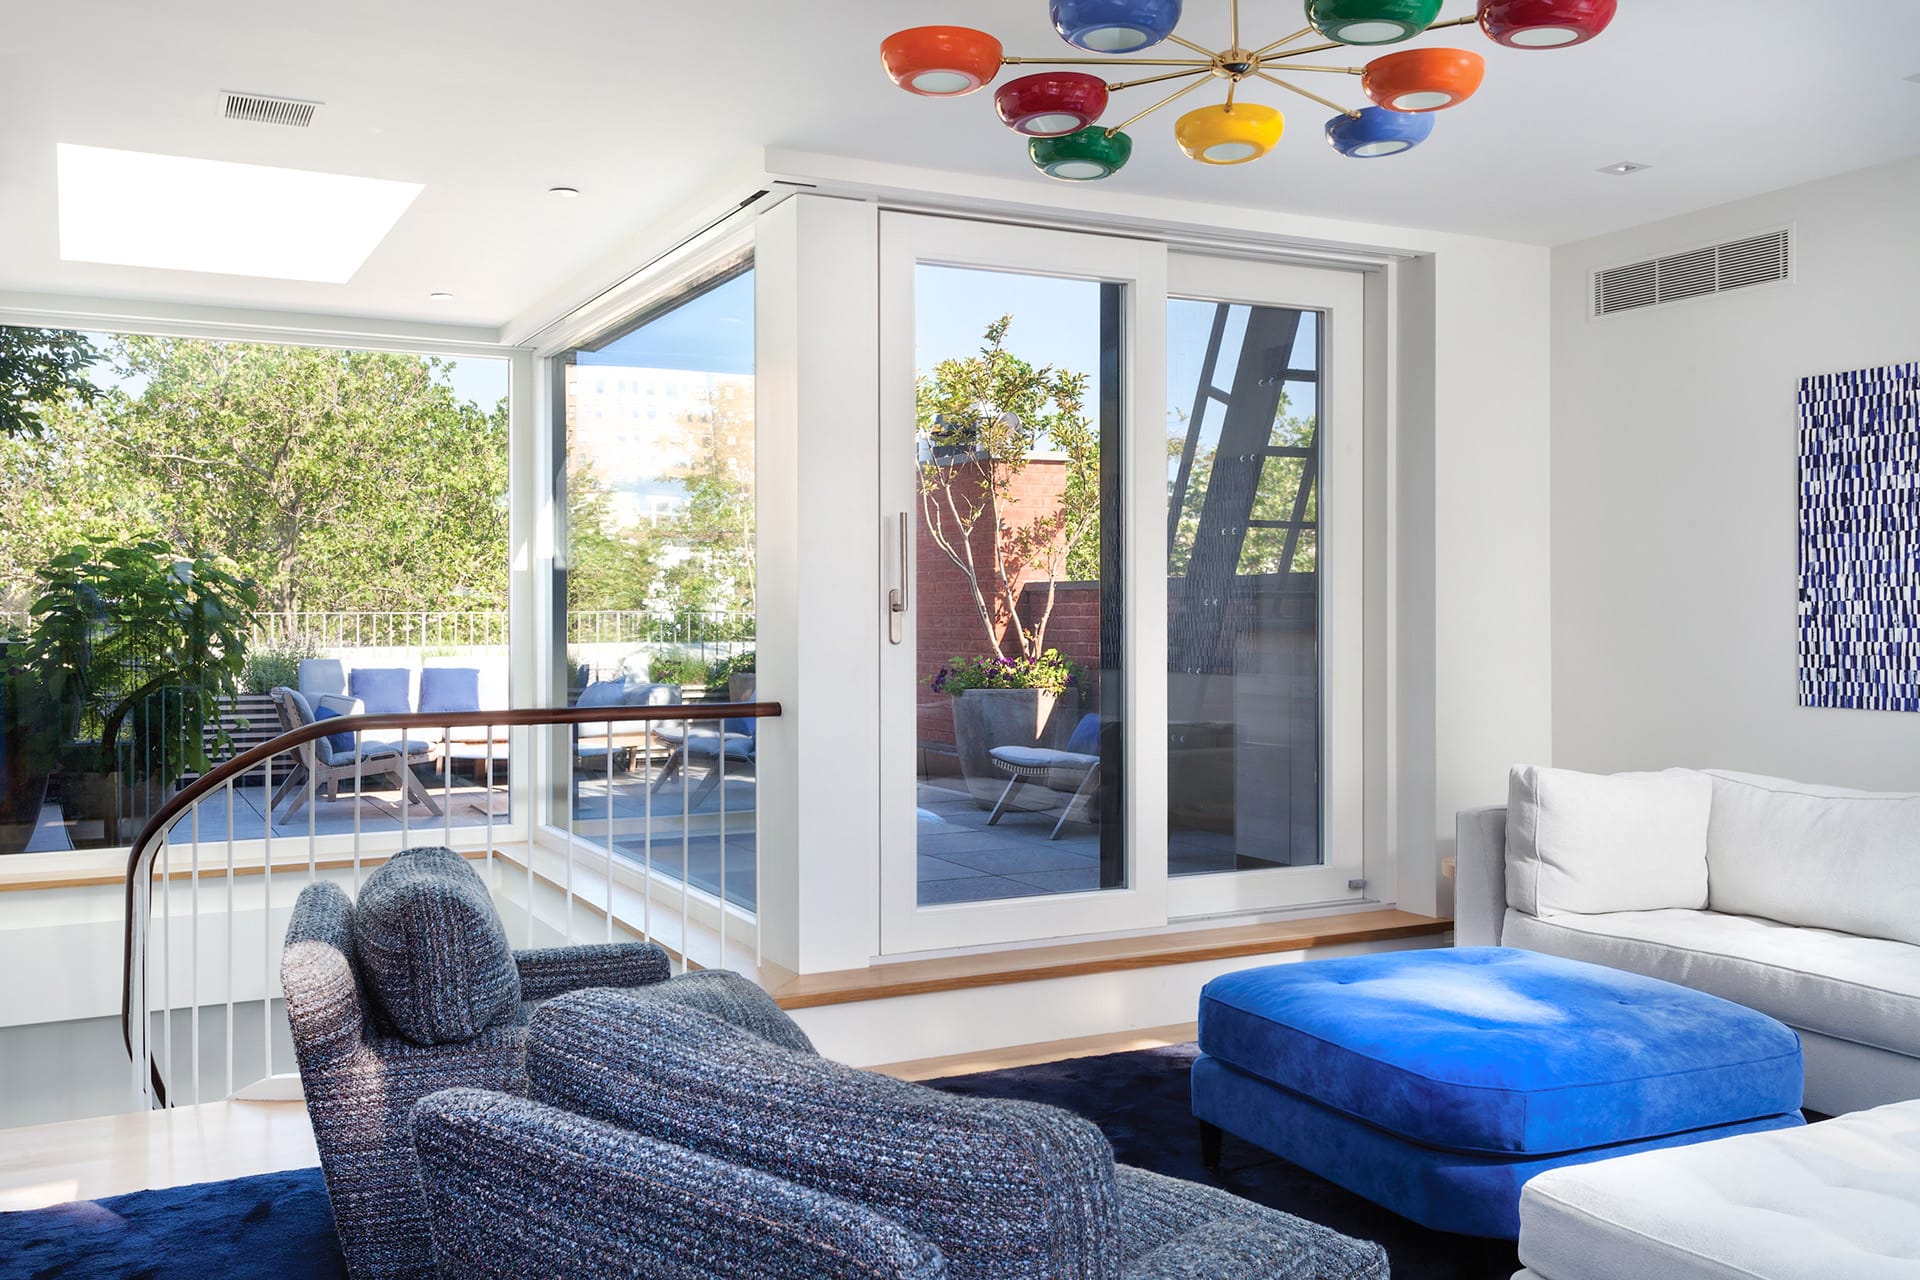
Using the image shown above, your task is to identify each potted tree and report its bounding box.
[918,316,1099,806]
[26,539,257,846]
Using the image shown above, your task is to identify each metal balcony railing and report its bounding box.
[119,698,779,1110]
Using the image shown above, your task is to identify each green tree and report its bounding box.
[0,327,100,438]
[565,440,656,613]
[917,316,1097,661]
[0,335,512,622]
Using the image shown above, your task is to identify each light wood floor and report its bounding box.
[0,1023,1198,1210]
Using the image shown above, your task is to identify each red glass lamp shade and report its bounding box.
[880,26,1005,96]
[1477,0,1616,48]
[1362,48,1485,112]
[995,72,1110,136]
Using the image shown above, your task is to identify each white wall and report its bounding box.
[1551,156,1920,788]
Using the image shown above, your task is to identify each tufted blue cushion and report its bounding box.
[352,846,521,1046]
[1065,714,1100,754]
[418,666,480,715]
[348,667,413,715]
[1197,947,1804,1157]
[527,991,1120,1280]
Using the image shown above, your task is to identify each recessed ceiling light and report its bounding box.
[428,291,455,301]
[56,143,421,283]
[1597,160,1652,176]
[548,186,581,198]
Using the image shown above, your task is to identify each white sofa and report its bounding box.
[1457,766,1920,1116]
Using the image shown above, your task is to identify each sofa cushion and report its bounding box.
[1703,770,1920,947]
[527,989,1120,1280]
[1517,1101,1920,1280]
[354,846,521,1046]
[1506,766,1712,917]
[1503,906,1920,1058]
[348,666,413,715]
[1196,947,1802,1156]
[418,666,481,716]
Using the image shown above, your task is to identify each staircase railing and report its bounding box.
[120,699,780,1110]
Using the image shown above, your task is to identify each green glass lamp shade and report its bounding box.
[1029,127,1133,180]
[1305,0,1444,45]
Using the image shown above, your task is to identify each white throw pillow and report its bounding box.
[1704,771,1920,947]
[1506,765,1712,917]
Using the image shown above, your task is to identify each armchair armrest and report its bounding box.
[1126,1219,1376,1280]
[514,941,670,1001]
[1453,805,1510,947]
[411,1089,948,1280]
[280,882,365,1071]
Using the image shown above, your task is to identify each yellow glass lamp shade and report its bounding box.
[1174,103,1284,165]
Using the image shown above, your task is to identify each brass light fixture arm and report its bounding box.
[1164,32,1218,58]
[1255,70,1363,119]
[1105,71,1215,135]
[1271,64,1367,75]
[1004,55,1213,67]
[1107,67,1215,92]
[1230,0,1241,49]
[1252,27,1317,59]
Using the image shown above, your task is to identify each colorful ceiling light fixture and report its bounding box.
[879,0,1617,181]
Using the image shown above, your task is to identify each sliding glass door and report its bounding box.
[878,213,1167,952]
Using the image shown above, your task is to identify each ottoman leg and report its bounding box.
[1198,1120,1223,1169]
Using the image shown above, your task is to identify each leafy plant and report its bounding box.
[0,327,100,438]
[26,538,258,786]
[648,653,710,688]
[917,315,1097,663]
[240,636,325,694]
[930,649,1079,697]
[706,649,755,686]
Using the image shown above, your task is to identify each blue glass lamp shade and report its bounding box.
[1050,0,1183,53]
[1325,106,1434,157]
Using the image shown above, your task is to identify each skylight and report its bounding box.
[56,144,423,284]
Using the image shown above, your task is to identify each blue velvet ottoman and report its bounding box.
[1191,947,1806,1240]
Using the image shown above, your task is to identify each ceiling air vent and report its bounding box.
[222,91,319,128]
[1592,228,1792,317]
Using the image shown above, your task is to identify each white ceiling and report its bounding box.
[4,0,1919,331]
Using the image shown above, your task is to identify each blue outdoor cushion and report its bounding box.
[418,666,480,715]
[313,704,356,754]
[349,667,413,715]
[1197,947,1803,1156]
[1065,714,1100,754]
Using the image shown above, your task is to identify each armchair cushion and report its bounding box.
[411,1088,950,1280]
[621,969,815,1054]
[527,991,1120,1280]
[354,846,521,1046]
[349,666,413,715]
[1114,1165,1387,1279]
[312,693,361,757]
[514,941,671,1002]
[418,666,481,716]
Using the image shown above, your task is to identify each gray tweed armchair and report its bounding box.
[409,990,1389,1280]
[280,845,686,1280]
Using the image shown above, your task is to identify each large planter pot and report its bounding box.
[949,687,1066,809]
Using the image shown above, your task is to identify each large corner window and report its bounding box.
[551,262,757,911]
[0,324,510,857]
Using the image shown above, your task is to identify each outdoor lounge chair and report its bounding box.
[987,712,1101,839]
[267,687,442,825]
[574,678,679,774]
[651,715,754,808]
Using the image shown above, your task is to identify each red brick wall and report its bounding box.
[916,457,1072,749]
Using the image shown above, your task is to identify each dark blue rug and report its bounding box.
[1,1043,1513,1279]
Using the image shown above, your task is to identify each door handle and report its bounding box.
[888,511,910,645]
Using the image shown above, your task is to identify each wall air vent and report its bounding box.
[222,92,319,128]
[1591,227,1792,317]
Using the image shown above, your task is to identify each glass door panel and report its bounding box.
[880,213,1166,953]
[1164,255,1367,916]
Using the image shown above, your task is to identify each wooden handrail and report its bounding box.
[120,700,781,1106]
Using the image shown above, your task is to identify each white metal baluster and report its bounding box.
[401,722,411,853]
[352,747,363,895]
[162,833,172,1107]
[754,709,762,967]
[484,728,495,903]
[525,734,535,948]
[718,724,727,967]
[565,725,576,944]
[225,777,235,1100]
[307,733,317,881]
[642,723,653,946]
[191,800,201,1106]
[261,754,272,1085]
[679,712,690,975]
[605,723,615,941]
[442,724,453,848]
[129,870,146,1110]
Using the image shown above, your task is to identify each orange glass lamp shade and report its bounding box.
[880,26,1005,96]
[1362,47,1485,112]
[1174,103,1284,165]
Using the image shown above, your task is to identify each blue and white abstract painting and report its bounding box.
[1799,361,1920,712]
